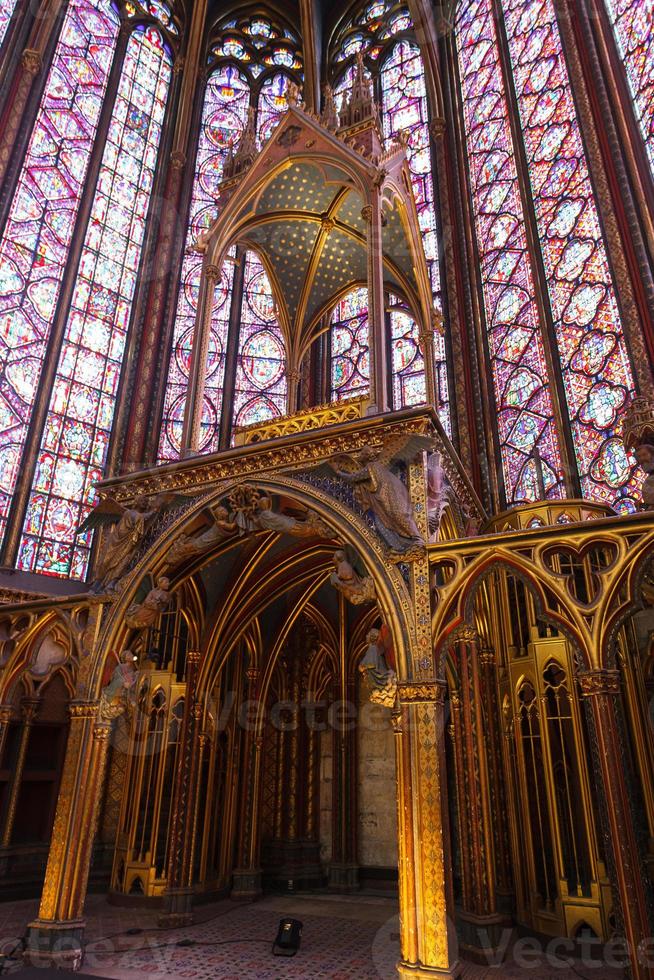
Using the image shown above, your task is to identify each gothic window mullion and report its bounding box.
[490,0,581,500]
[0,0,37,106]
[0,15,129,568]
[596,0,654,204]
[218,246,247,450]
[149,64,208,463]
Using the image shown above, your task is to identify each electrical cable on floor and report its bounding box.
[86,937,272,956]
[83,899,256,950]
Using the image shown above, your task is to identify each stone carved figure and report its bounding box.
[316,434,435,556]
[98,649,138,721]
[166,506,237,567]
[329,549,376,605]
[359,626,397,707]
[125,576,172,630]
[80,493,189,591]
[229,486,331,539]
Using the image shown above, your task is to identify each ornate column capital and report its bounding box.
[21,49,42,75]
[92,721,113,741]
[170,150,186,171]
[0,705,13,724]
[577,669,621,696]
[429,117,446,139]
[205,265,221,283]
[398,679,447,704]
[69,701,100,720]
[186,650,201,667]
[360,204,373,224]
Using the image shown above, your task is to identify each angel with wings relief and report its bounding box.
[78,493,187,591]
[318,434,436,556]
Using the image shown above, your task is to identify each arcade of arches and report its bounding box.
[0,0,653,977]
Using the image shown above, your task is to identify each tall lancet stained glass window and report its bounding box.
[18,25,172,578]
[604,0,654,177]
[158,67,250,461]
[0,0,120,549]
[457,0,638,509]
[455,0,565,503]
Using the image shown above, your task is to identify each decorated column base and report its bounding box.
[230,867,262,899]
[328,862,360,892]
[397,959,461,979]
[457,911,509,962]
[158,886,194,927]
[24,918,86,971]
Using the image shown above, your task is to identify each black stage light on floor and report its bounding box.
[272,917,303,957]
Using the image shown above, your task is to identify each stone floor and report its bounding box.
[0,893,625,979]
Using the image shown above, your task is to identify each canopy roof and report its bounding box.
[198,103,435,365]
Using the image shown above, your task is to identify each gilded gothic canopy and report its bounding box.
[196,104,435,364]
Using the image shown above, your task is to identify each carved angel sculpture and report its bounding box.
[320,434,435,555]
[635,444,654,509]
[330,549,376,605]
[78,493,188,591]
[125,576,172,630]
[166,506,237,567]
[252,494,331,538]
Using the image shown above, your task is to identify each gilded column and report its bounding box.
[329,597,359,892]
[25,704,112,969]
[180,262,221,454]
[362,196,389,414]
[231,667,264,898]
[478,647,513,911]
[159,649,201,925]
[448,690,470,910]
[0,704,12,766]
[395,680,460,979]
[453,640,505,958]
[578,670,653,980]
[1,699,38,846]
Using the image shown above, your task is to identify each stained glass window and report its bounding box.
[390,306,426,408]
[0,0,19,50]
[18,26,172,578]
[380,41,450,429]
[158,67,249,462]
[0,0,120,549]
[455,0,564,502]
[330,288,370,400]
[233,251,286,427]
[456,0,638,508]
[257,73,292,145]
[604,0,654,176]
[501,0,637,508]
